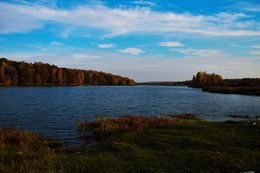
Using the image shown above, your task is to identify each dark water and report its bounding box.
[0,86,259,145]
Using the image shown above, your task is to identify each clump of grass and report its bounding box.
[168,113,202,121]
[0,128,60,151]
[78,116,177,142]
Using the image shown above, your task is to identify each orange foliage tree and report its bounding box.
[0,58,136,86]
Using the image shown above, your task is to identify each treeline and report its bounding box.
[138,81,191,86]
[224,78,260,87]
[191,71,260,88]
[0,58,136,86]
[190,71,223,88]
[190,71,260,96]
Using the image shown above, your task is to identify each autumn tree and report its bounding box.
[0,58,136,86]
[191,71,223,87]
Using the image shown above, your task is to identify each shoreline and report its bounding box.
[1,116,259,172]
[202,87,260,96]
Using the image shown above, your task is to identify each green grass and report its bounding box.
[0,119,259,173]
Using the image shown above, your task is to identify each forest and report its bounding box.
[138,81,191,86]
[138,71,260,89]
[190,71,260,96]
[190,71,224,87]
[0,58,136,86]
[191,71,260,88]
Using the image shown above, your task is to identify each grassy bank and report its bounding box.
[1,116,259,173]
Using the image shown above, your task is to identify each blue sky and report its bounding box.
[0,0,260,81]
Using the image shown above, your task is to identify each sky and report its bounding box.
[0,0,260,82]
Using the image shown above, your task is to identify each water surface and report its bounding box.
[0,86,259,145]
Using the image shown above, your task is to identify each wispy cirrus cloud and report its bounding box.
[50,41,63,46]
[229,44,240,47]
[0,2,259,37]
[97,44,116,48]
[249,50,260,55]
[132,0,155,6]
[251,45,260,49]
[231,1,260,12]
[160,41,184,47]
[10,0,57,7]
[119,48,143,55]
[171,48,222,57]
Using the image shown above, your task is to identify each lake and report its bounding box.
[0,86,259,146]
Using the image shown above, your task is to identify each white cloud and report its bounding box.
[132,1,155,6]
[12,0,57,7]
[160,41,184,47]
[171,48,222,57]
[232,1,260,12]
[251,45,260,49]
[97,44,116,48]
[119,48,143,55]
[250,50,260,55]
[0,2,259,37]
[71,54,102,60]
[229,44,240,47]
[50,41,63,46]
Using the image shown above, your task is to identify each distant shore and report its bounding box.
[202,87,260,96]
[138,84,260,96]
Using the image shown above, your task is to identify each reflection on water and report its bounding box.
[0,86,259,145]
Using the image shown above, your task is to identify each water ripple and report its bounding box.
[0,86,259,146]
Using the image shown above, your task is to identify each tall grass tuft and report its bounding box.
[0,128,60,151]
[78,116,177,142]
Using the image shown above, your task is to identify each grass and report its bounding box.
[0,116,259,173]
[0,128,61,151]
[77,116,178,142]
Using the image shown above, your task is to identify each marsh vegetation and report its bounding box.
[1,115,259,173]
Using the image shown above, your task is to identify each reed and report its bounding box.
[0,117,259,172]
[0,128,60,151]
[77,116,177,141]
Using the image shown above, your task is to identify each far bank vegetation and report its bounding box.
[0,58,136,86]
[191,71,260,88]
[191,71,260,96]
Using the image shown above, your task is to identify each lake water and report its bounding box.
[0,86,259,146]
